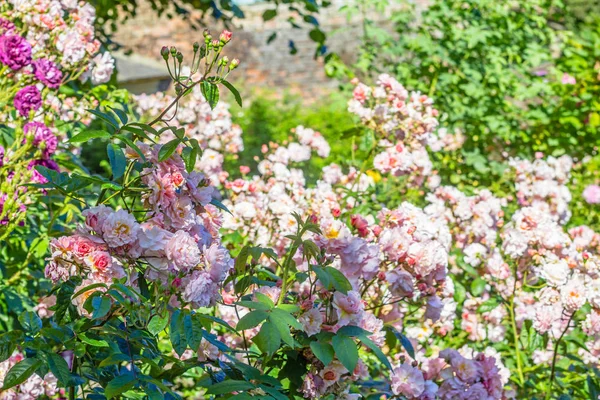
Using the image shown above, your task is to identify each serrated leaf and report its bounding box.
[254,293,274,309]
[206,380,254,395]
[237,310,269,331]
[69,130,110,143]
[222,80,242,107]
[170,310,187,356]
[2,358,42,389]
[310,341,334,366]
[91,296,111,320]
[104,374,137,399]
[253,321,280,355]
[271,308,301,329]
[107,143,126,180]
[158,138,180,162]
[148,313,169,336]
[184,313,203,351]
[201,81,220,109]
[331,335,358,372]
[46,353,72,386]
[18,311,42,334]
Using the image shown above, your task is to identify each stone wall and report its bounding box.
[112,1,411,98]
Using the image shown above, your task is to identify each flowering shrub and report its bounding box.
[2,3,600,397]
[0,1,114,237]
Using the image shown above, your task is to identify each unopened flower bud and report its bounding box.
[229,58,240,70]
[212,39,220,48]
[220,30,232,44]
[160,46,169,60]
[193,41,200,52]
[170,46,177,56]
[203,29,210,38]
[221,56,229,65]
[176,51,183,63]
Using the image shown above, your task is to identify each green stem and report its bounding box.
[546,312,575,399]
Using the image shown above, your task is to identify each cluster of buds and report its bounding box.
[160,30,240,93]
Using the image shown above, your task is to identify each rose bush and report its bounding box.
[2,1,600,399]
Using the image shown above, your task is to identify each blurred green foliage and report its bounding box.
[334,0,600,188]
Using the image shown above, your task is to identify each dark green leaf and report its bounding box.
[69,130,110,143]
[222,80,243,107]
[206,380,254,395]
[2,358,42,389]
[158,139,181,162]
[104,374,137,399]
[237,310,269,331]
[331,335,358,372]
[201,81,220,109]
[107,143,126,180]
[310,341,334,366]
[46,353,72,386]
[18,311,42,334]
[253,321,280,355]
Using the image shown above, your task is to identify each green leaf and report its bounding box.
[181,146,198,173]
[0,331,23,363]
[170,309,187,356]
[400,333,415,360]
[236,301,271,311]
[107,143,126,180]
[46,353,72,386]
[158,139,181,162]
[309,28,326,43]
[69,130,110,143]
[99,353,130,367]
[88,109,119,128]
[262,9,277,21]
[253,321,280,355]
[184,313,203,351]
[104,374,137,399]
[331,335,358,372]
[237,310,269,331]
[470,277,486,297]
[235,246,250,274]
[210,197,232,215]
[358,335,392,370]
[270,315,294,347]
[2,358,42,389]
[271,308,301,330]
[206,380,254,395]
[222,80,243,107]
[79,333,108,347]
[310,341,334,366]
[148,313,169,336]
[254,293,274,309]
[91,296,111,320]
[18,311,42,334]
[201,81,220,109]
[326,267,352,294]
[478,298,500,313]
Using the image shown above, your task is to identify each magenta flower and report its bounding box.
[0,34,32,70]
[32,59,63,89]
[14,86,41,117]
[0,18,15,35]
[24,122,57,157]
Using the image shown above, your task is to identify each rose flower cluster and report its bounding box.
[45,141,233,314]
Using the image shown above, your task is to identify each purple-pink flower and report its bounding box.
[0,34,32,70]
[24,122,57,157]
[14,86,42,117]
[583,184,600,204]
[0,18,15,35]
[32,59,63,89]
[28,159,59,184]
